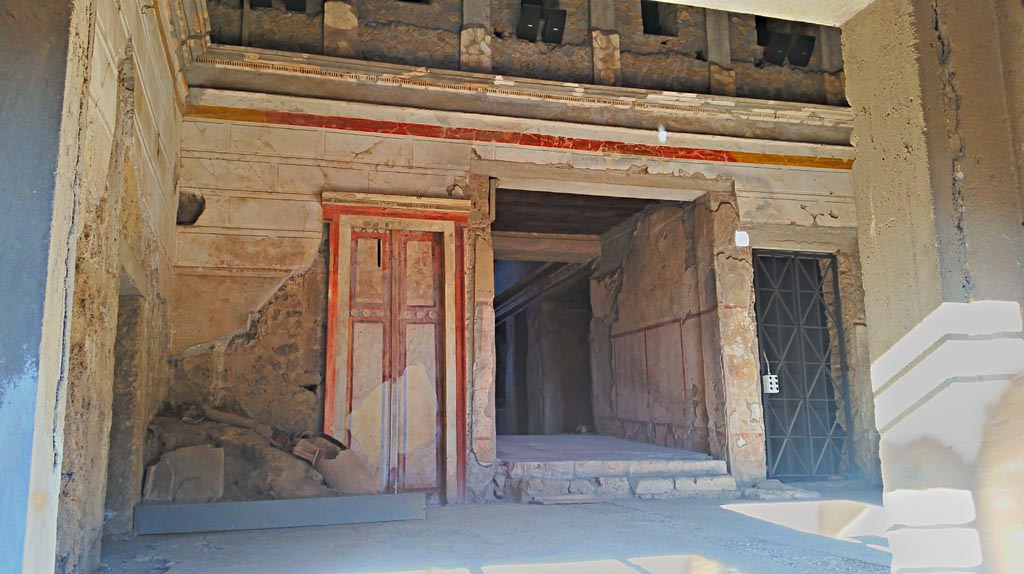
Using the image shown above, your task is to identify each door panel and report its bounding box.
[391,232,443,492]
[354,236,386,304]
[346,230,392,492]
[348,322,387,491]
[754,252,852,480]
[402,323,440,490]
[331,226,444,495]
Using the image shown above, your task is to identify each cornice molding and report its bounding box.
[322,191,471,213]
[192,46,854,132]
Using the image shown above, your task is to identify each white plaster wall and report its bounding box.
[173,90,857,351]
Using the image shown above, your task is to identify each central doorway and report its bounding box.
[753,251,853,480]
[490,189,656,438]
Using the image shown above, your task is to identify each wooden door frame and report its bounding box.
[322,191,470,504]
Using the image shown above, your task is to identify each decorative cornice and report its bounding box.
[193,49,854,131]
[322,191,471,213]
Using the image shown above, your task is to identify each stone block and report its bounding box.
[411,140,475,170]
[709,63,736,96]
[595,476,632,499]
[503,462,527,479]
[322,132,411,166]
[568,479,596,495]
[527,461,575,479]
[632,477,675,496]
[507,477,571,501]
[318,450,377,495]
[179,156,275,192]
[573,460,631,478]
[676,475,737,492]
[591,30,621,86]
[181,120,231,153]
[629,459,716,476]
[143,445,225,504]
[368,170,455,198]
[460,26,492,73]
[277,163,369,195]
[229,124,321,159]
[741,479,819,500]
[323,0,358,57]
[524,478,571,497]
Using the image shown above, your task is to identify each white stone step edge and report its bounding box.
[501,458,728,480]
[502,473,738,503]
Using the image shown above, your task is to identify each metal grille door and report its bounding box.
[754,252,852,480]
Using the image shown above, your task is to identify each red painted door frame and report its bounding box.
[323,204,468,502]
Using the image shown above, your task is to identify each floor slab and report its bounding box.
[497,434,712,462]
[101,491,890,574]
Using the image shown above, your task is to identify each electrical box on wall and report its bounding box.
[762,374,780,394]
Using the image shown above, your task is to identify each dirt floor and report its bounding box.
[100,491,889,573]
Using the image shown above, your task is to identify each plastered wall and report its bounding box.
[843,1,1024,570]
[590,204,711,453]
[53,0,182,570]
[173,89,858,352]
[170,236,327,437]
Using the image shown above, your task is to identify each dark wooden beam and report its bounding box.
[494,262,590,323]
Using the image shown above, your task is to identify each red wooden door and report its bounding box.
[338,228,444,494]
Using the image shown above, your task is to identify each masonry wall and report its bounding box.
[590,204,710,453]
[730,14,835,105]
[490,0,594,83]
[614,1,709,93]
[53,0,182,569]
[360,0,461,69]
[170,236,327,438]
[203,1,844,103]
[209,0,325,54]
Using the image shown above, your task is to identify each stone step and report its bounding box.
[501,473,738,502]
[501,458,727,480]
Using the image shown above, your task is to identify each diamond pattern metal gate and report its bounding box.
[753,251,853,480]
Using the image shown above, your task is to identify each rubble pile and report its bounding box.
[142,405,366,504]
